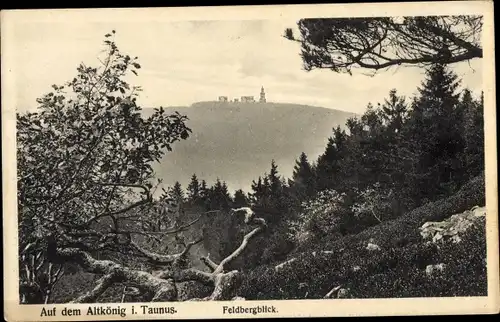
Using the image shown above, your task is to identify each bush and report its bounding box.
[239,174,486,299]
[240,221,486,299]
[351,182,394,223]
[288,190,347,248]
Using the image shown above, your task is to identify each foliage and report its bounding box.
[233,189,250,208]
[187,174,201,203]
[16,28,486,304]
[303,64,483,223]
[288,190,346,246]
[351,182,394,223]
[205,179,233,210]
[285,16,483,74]
[239,174,486,299]
[17,31,191,304]
[289,152,316,201]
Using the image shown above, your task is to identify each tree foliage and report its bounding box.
[17,32,267,304]
[278,63,484,245]
[16,28,486,304]
[17,31,193,304]
[284,16,483,74]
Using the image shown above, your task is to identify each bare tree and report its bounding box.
[51,206,267,303]
[284,16,482,75]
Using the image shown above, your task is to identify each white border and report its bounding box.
[2,2,498,320]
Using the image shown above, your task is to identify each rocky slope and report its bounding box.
[238,173,487,299]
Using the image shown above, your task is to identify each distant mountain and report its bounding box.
[141,101,357,194]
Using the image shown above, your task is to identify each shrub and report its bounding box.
[288,190,347,247]
[351,182,394,223]
[239,174,486,299]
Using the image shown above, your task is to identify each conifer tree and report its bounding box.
[316,126,348,191]
[461,89,484,177]
[268,160,282,199]
[250,177,264,205]
[200,179,208,199]
[340,117,367,193]
[380,89,408,134]
[208,178,232,210]
[402,63,463,203]
[290,152,316,200]
[171,181,185,203]
[187,174,201,202]
[233,189,249,208]
[262,175,271,207]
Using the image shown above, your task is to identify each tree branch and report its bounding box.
[147,210,267,301]
[72,273,122,303]
[129,237,202,265]
[291,16,483,74]
[55,208,265,302]
[119,211,207,235]
[200,254,218,272]
[54,247,178,302]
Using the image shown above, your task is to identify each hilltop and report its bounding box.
[141,101,357,192]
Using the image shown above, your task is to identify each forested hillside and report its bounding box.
[17,30,487,304]
[139,63,486,296]
[140,101,355,193]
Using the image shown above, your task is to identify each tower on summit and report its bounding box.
[259,86,266,103]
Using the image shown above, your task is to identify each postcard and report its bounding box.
[2,1,498,320]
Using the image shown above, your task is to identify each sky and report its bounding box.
[9,18,483,115]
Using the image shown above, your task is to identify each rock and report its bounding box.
[232,296,246,301]
[425,263,446,277]
[420,206,485,244]
[472,206,486,217]
[366,243,381,251]
[337,288,350,298]
[352,265,361,272]
[433,232,443,243]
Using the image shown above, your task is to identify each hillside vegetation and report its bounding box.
[238,172,486,299]
[17,32,487,304]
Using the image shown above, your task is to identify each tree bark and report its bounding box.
[55,248,178,302]
[53,210,266,303]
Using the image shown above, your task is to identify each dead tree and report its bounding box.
[51,207,267,302]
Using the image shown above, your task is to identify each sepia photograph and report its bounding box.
[2,1,498,320]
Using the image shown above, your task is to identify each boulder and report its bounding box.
[419,206,486,244]
[425,263,446,277]
[366,243,381,251]
[337,288,350,299]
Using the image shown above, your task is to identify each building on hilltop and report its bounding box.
[241,96,255,103]
[217,87,266,103]
[259,86,266,103]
